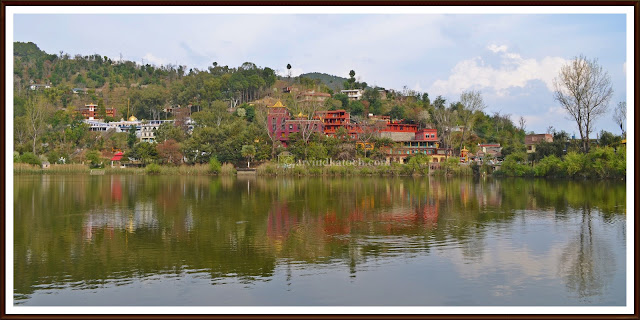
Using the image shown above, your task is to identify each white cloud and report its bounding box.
[142,53,167,66]
[429,47,568,96]
[521,106,571,133]
[487,44,508,53]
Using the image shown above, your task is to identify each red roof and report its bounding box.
[110,152,123,161]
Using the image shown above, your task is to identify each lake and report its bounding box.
[13,175,626,306]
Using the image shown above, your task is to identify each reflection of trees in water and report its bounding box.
[559,206,616,300]
[13,175,625,300]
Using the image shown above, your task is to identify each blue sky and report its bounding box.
[13,12,628,135]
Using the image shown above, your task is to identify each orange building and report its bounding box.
[78,103,116,120]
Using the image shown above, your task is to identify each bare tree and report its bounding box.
[25,96,51,155]
[613,101,626,137]
[296,100,324,159]
[553,55,613,153]
[433,107,457,152]
[352,115,383,158]
[458,90,486,152]
[518,116,526,132]
[255,107,281,160]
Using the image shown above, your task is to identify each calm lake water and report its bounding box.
[13,175,626,306]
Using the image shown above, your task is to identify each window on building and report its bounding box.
[289,124,293,130]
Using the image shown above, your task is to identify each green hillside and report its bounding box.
[299,72,349,92]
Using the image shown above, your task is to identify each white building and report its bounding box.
[140,120,174,143]
[29,84,51,90]
[340,89,363,101]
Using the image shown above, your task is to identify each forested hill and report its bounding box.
[299,72,349,92]
[13,41,280,120]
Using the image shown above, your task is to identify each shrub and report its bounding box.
[19,152,41,166]
[534,155,563,177]
[209,157,222,174]
[292,165,306,176]
[308,166,323,176]
[496,152,534,177]
[586,147,616,179]
[145,163,161,175]
[328,165,346,176]
[406,154,430,175]
[563,151,586,178]
[376,165,391,175]
[257,162,277,175]
[359,167,373,175]
[220,163,236,175]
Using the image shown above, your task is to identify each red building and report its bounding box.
[381,120,418,133]
[314,110,360,138]
[267,101,324,145]
[78,103,116,120]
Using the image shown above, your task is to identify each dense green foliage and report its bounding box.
[495,146,625,179]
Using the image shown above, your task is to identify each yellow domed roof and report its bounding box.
[128,115,138,121]
[269,100,285,108]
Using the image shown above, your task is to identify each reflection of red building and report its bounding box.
[110,176,122,202]
[323,211,350,236]
[267,202,298,240]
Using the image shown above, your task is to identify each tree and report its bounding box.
[613,101,626,137]
[127,125,137,149]
[458,90,486,153]
[155,122,186,143]
[241,145,256,168]
[347,70,356,89]
[85,149,102,168]
[553,55,614,153]
[156,139,183,165]
[433,105,457,151]
[133,142,157,164]
[518,116,526,132]
[24,96,51,155]
[388,105,405,120]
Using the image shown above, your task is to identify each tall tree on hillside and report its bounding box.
[613,101,626,137]
[553,55,613,153]
[433,106,457,152]
[25,96,52,155]
[255,107,281,160]
[458,90,486,152]
[519,116,527,132]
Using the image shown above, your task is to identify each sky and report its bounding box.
[11,9,630,135]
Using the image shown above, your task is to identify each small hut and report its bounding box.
[110,152,124,167]
[41,161,50,169]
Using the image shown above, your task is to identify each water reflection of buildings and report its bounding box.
[267,202,298,243]
[83,202,158,240]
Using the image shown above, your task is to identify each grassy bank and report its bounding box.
[255,160,472,177]
[13,163,237,176]
[15,161,474,177]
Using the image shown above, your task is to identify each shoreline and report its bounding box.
[13,163,625,180]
